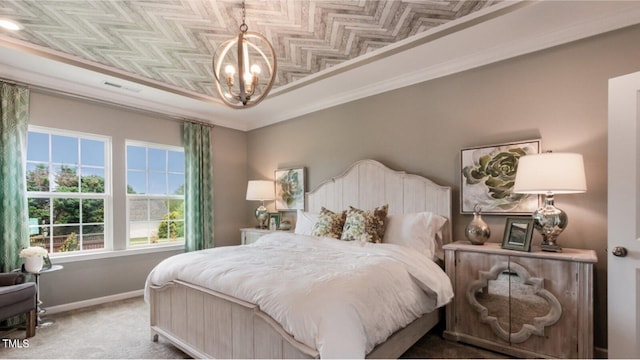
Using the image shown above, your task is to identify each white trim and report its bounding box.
[50,243,184,264]
[45,289,144,315]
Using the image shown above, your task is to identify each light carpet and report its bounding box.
[0,296,505,359]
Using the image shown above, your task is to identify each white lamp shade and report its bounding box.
[513,153,587,194]
[246,180,275,201]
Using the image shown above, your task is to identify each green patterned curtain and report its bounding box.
[0,82,30,272]
[183,122,214,251]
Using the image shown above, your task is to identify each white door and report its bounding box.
[608,71,640,358]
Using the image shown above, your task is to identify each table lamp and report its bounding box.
[513,152,586,252]
[246,180,275,229]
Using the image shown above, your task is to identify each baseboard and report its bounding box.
[45,289,144,315]
[594,346,607,359]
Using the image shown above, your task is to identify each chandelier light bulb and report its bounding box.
[250,64,261,74]
[224,65,236,76]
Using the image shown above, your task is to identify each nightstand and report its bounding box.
[240,228,290,245]
[443,241,597,358]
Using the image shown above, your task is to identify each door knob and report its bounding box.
[612,246,628,257]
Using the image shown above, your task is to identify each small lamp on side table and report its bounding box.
[246,180,275,229]
[513,152,587,252]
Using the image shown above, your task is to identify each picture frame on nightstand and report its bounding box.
[268,212,281,230]
[501,216,534,251]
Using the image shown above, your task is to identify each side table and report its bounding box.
[29,264,63,328]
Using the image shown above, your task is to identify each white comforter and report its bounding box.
[145,232,453,358]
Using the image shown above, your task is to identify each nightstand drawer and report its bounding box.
[240,228,291,245]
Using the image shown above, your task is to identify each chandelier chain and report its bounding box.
[240,0,247,33]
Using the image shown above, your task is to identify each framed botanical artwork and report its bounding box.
[461,139,541,215]
[268,212,281,230]
[275,167,305,211]
[501,217,535,252]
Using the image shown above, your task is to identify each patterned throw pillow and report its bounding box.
[340,204,389,243]
[311,207,347,239]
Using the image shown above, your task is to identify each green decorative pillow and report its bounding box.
[341,204,389,243]
[311,207,347,239]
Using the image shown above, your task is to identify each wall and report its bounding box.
[28,91,247,307]
[247,24,640,350]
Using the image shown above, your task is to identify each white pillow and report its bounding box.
[294,210,319,236]
[383,212,448,261]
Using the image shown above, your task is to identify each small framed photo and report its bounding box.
[268,212,281,230]
[275,167,305,211]
[501,217,535,251]
[42,255,52,271]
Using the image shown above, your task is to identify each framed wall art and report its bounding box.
[461,139,541,215]
[274,167,305,211]
[501,217,535,252]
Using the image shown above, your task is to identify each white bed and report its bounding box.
[145,159,453,359]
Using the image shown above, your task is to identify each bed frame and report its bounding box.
[149,159,452,358]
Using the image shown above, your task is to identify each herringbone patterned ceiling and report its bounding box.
[0,0,499,99]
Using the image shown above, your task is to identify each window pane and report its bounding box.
[52,135,78,164]
[168,220,184,241]
[127,171,146,194]
[81,139,104,166]
[169,199,184,220]
[27,132,49,162]
[149,199,168,221]
[28,198,50,225]
[148,148,166,172]
[168,173,184,195]
[127,145,146,170]
[168,151,184,172]
[82,199,104,223]
[81,168,105,193]
[53,165,79,192]
[129,222,149,246]
[83,225,105,251]
[149,220,162,243]
[129,198,148,221]
[148,172,166,194]
[53,226,80,253]
[29,231,49,251]
[53,198,80,224]
[26,163,50,192]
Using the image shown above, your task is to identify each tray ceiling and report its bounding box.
[0,1,639,130]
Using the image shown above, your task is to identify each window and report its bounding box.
[126,142,185,247]
[26,127,111,254]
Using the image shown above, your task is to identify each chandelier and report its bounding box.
[212,1,277,109]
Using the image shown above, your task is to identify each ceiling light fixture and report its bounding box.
[212,0,276,109]
[0,18,23,31]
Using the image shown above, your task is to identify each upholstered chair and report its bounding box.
[0,273,36,338]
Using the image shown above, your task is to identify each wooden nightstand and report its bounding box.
[443,241,597,358]
[240,228,290,245]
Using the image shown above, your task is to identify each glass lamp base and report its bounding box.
[534,193,567,252]
[255,205,268,229]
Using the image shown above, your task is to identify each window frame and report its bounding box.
[125,140,185,249]
[26,125,113,256]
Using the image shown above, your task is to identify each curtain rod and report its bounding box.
[0,77,215,128]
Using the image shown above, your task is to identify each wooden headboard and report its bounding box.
[306,159,452,244]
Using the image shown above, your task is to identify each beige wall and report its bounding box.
[247,24,640,350]
[28,91,247,306]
